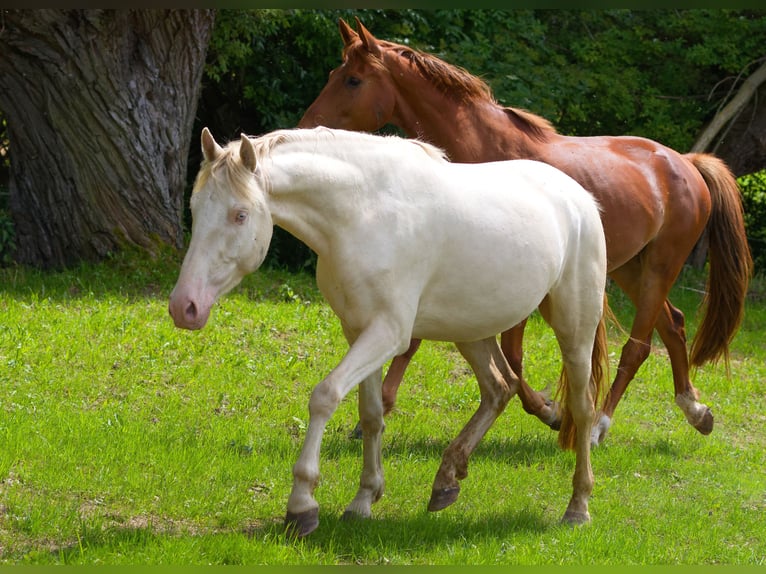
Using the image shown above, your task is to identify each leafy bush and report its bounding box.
[740,170,766,276]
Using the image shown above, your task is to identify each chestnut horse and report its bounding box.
[169,127,608,536]
[299,18,752,444]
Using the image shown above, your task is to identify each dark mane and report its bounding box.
[397,46,557,141]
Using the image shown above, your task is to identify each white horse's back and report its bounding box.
[406,159,602,341]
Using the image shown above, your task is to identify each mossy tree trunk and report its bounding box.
[0,9,215,268]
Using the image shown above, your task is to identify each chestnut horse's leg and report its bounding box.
[381,338,422,416]
[595,252,712,444]
[654,300,714,434]
[350,338,422,438]
[429,337,518,511]
[594,261,664,444]
[500,320,561,430]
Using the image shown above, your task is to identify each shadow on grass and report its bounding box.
[40,506,552,565]
[268,507,554,557]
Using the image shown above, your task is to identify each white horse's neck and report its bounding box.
[258,131,444,259]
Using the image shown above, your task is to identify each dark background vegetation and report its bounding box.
[1,9,765,272]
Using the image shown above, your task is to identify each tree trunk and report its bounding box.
[0,9,215,268]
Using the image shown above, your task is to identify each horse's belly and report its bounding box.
[412,259,557,342]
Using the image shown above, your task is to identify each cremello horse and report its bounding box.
[169,126,608,537]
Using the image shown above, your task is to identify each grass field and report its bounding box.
[1,247,765,565]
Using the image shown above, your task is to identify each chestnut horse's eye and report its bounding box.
[345,76,361,88]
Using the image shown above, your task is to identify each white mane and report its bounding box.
[249,127,449,164]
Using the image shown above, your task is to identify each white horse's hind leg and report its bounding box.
[429,337,518,511]
[342,370,386,520]
[560,354,596,524]
[539,279,603,523]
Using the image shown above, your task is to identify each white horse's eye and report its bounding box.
[234,211,248,225]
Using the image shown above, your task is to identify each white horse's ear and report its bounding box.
[239,133,257,173]
[355,17,381,59]
[338,17,358,47]
[201,127,223,162]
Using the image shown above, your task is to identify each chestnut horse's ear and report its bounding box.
[239,133,257,173]
[355,17,381,59]
[338,18,358,47]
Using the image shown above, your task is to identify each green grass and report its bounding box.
[1,247,765,564]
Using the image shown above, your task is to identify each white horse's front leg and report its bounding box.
[284,321,404,538]
[343,370,385,520]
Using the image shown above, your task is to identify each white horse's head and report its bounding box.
[169,128,273,330]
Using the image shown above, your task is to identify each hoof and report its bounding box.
[545,400,562,431]
[694,407,714,435]
[591,413,612,447]
[542,399,561,430]
[284,507,319,538]
[428,485,460,512]
[561,509,591,525]
[349,421,363,440]
[341,509,366,522]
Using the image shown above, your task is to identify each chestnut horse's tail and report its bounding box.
[685,153,752,369]
[558,294,609,451]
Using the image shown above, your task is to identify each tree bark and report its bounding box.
[0,10,215,268]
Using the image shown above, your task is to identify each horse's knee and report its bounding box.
[669,304,685,330]
[308,381,341,419]
[621,337,651,365]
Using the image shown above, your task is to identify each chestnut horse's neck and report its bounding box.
[382,47,556,163]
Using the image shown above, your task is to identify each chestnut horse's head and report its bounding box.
[299,18,397,132]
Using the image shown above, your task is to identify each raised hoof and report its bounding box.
[544,400,561,431]
[561,509,591,525]
[694,407,714,435]
[428,485,460,512]
[547,417,561,432]
[591,413,612,447]
[284,507,319,538]
[349,421,363,440]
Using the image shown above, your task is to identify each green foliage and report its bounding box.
[739,170,766,273]
[196,9,766,271]
[412,10,766,150]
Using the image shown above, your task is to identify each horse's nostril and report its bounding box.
[185,300,198,321]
